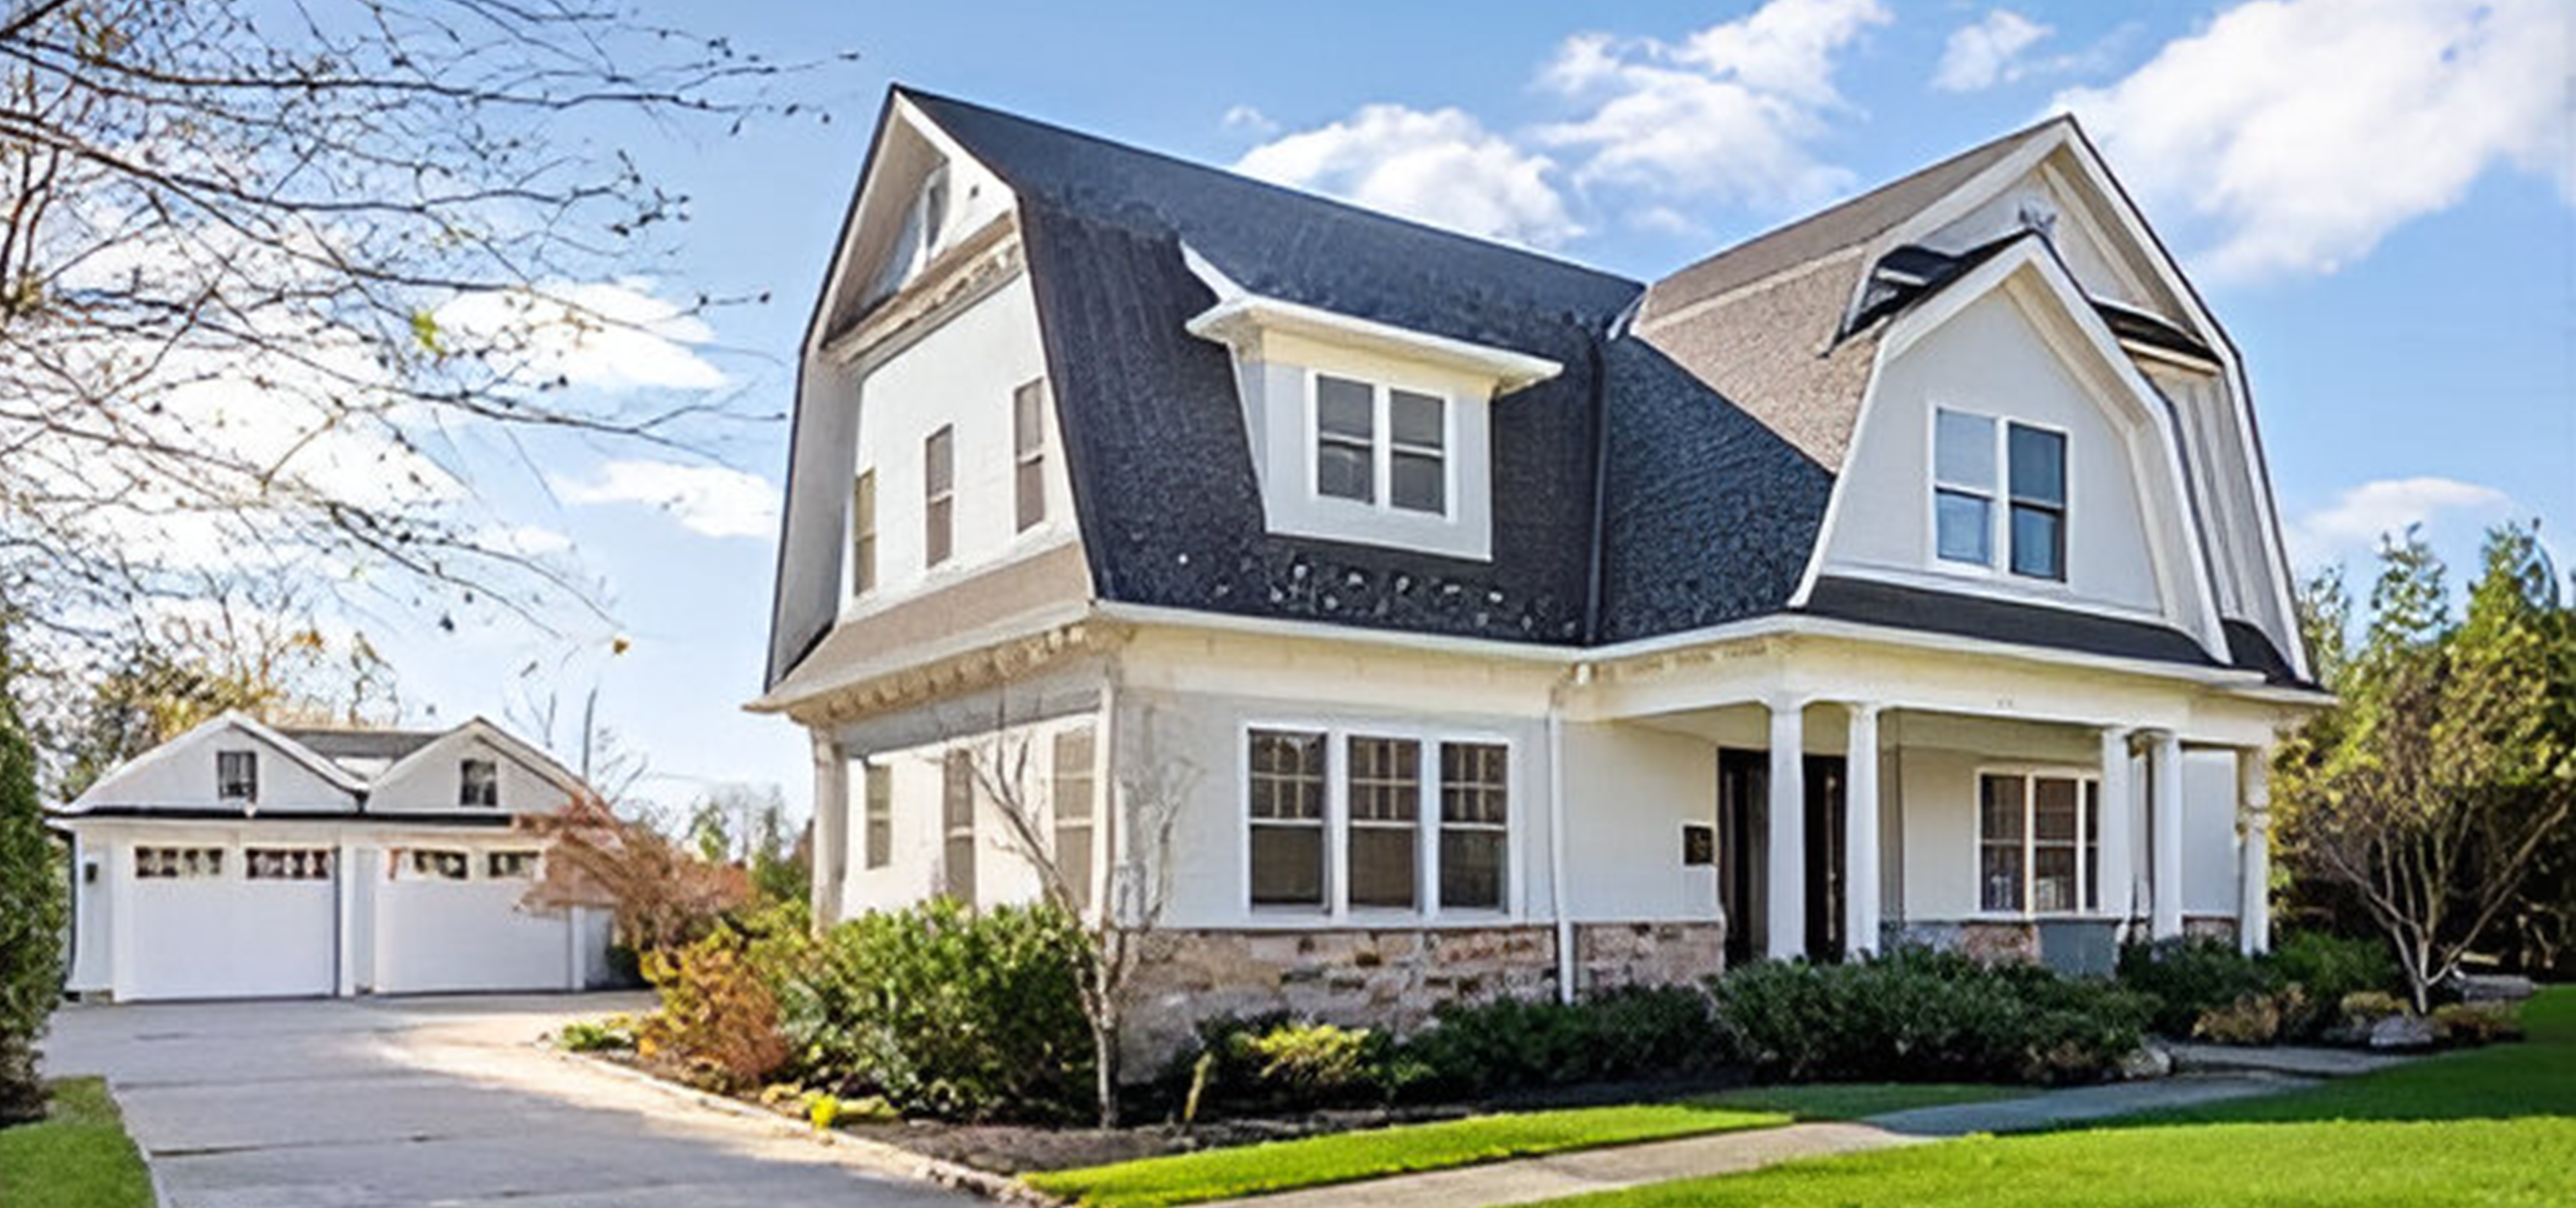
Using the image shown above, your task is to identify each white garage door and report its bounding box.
[373,849,571,994]
[125,846,336,1001]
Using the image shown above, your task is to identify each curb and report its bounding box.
[546,1046,1059,1205]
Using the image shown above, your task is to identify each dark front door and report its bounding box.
[1717,750,1847,964]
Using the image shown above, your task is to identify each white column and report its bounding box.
[2149,729,2185,940]
[2238,747,2273,956]
[1766,701,1807,962]
[1842,703,1882,960]
[2096,727,2136,929]
[809,732,850,928]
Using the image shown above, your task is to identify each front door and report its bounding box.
[1717,750,1847,964]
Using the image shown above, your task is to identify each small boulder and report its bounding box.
[2367,1012,2437,1050]
[2118,1042,2175,1080]
[2454,973,2538,1004]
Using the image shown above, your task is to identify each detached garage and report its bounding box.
[54,713,615,1003]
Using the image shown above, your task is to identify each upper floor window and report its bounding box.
[867,164,951,303]
[1312,374,1447,517]
[1934,409,2067,582]
[460,758,499,808]
[1014,378,1048,532]
[923,425,955,568]
[851,470,878,597]
[217,750,258,802]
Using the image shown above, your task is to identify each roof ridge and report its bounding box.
[894,84,1643,295]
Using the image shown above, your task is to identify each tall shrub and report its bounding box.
[0,625,64,1124]
[1710,950,2151,1085]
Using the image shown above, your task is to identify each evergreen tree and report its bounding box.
[0,622,64,1123]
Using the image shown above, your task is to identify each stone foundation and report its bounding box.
[1123,919,1725,1068]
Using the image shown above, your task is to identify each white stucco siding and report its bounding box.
[1558,721,1716,923]
[1826,287,2176,619]
[843,272,1073,614]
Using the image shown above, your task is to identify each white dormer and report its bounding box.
[1183,248,1560,563]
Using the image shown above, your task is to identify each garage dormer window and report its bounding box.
[460,758,500,808]
[1312,373,1448,517]
[1935,409,2068,582]
[217,750,258,802]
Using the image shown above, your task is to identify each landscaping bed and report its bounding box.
[0,1078,154,1208]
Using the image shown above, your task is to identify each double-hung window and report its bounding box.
[1312,374,1447,517]
[862,764,893,870]
[1247,729,1328,907]
[1345,736,1420,909]
[923,425,955,568]
[941,750,976,904]
[1051,726,1095,912]
[1978,771,2101,914]
[851,470,878,597]
[1438,742,1509,911]
[1013,379,1048,532]
[217,750,258,803]
[1933,409,2068,581]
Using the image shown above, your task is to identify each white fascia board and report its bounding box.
[1179,260,1563,393]
[64,712,369,812]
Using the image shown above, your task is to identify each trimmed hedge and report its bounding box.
[1710,950,2153,1085]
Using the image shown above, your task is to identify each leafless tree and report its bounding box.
[954,698,1196,1127]
[0,1,848,648]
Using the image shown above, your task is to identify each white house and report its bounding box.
[51,713,614,1001]
[754,88,2329,1054]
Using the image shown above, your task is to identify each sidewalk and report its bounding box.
[1195,1074,2308,1208]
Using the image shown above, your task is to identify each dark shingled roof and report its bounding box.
[777,89,2303,681]
[276,727,441,764]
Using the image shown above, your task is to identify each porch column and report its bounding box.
[2096,727,2136,928]
[2238,747,2273,956]
[810,731,849,927]
[1766,701,1807,962]
[2149,729,2185,940]
[1842,703,1882,960]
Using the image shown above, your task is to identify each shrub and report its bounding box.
[2117,938,2282,1036]
[637,928,792,1093]
[2430,1003,2522,1047]
[2340,991,2408,1023]
[2271,931,2399,1011]
[1177,1015,1400,1110]
[0,637,63,1126]
[1712,948,2152,1085]
[1404,986,1723,1099]
[772,898,1093,1123]
[558,1015,638,1053]
[2193,988,2308,1046]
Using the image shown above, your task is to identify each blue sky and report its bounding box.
[370,0,2571,820]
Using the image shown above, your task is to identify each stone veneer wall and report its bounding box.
[1122,921,1726,1068]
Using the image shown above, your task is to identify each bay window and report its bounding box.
[1979,770,2102,914]
[1244,727,1509,917]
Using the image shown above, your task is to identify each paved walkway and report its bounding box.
[1197,1074,2311,1208]
[42,993,975,1208]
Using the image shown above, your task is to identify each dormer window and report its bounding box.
[217,750,258,803]
[1311,373,1448,517]
[460,758,500,809]
[1935,407,2068,582]
[866,164,952,303]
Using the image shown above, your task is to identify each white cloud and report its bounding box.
[475,523,576,558]
[1221,105,1280,137]
[2052,0,2572,281]
[1533,0,1892,214]
[2288,476,2512,565]
[551,460,778,540]
[437,279,727,392]
[1933,9,2053,92]
[1235,104,1581,248]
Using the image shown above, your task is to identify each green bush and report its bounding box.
[558,1015,637,1053]
[1403,987,1723,1099]
[2271,931,2399,1012]
[1711,949,2153,1085]
[771,898,1093,1123]
[2116,937,2283,1036]
[0,636,63,1126]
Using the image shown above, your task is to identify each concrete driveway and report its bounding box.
[42,993,974,1208]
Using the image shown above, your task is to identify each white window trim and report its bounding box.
[1303,369,1458,522]
[1237,719,1519,928]
[1928,407,2075,588]
[1968,764,2105,920]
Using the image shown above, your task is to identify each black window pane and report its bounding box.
[1391,450,1444,513]
[2033,778,2080,841]
[1389,391,1443,448]
[2033,847,2078,913]
[2011,505,2063,579]
[1980,775,2025,840]
[1317,376,1373,438]
[1250,827,1324,905]
[1440,830,1505,910]
[1348,827,1415,909]
[1982,844,2023,912]
[1316,440,1373,502]
[2009,424,2065,505]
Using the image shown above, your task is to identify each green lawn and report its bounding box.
[1544,988,2576,1208]
[1024,1083,2021,1208]
[0,1079,155,1208]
